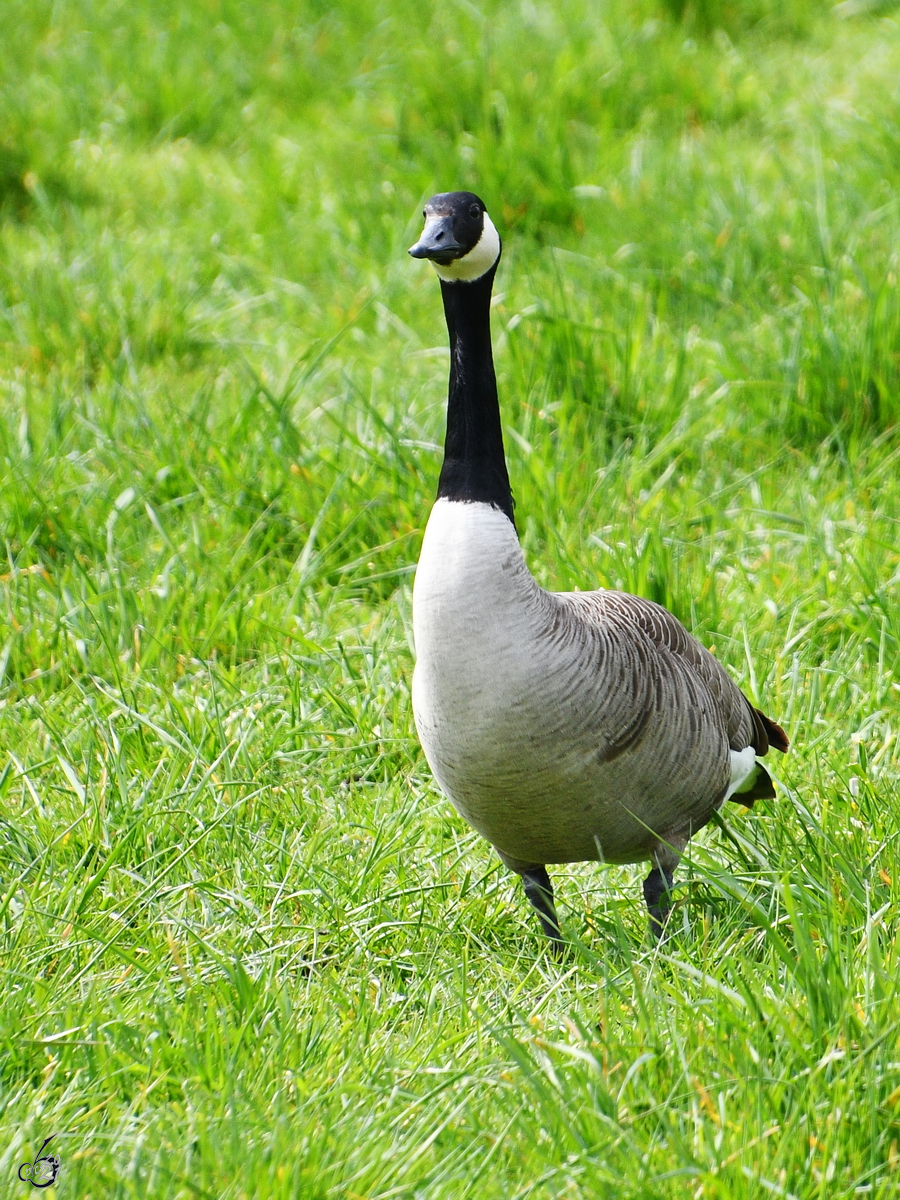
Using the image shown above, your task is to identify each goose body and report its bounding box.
[408,192,788,943]
[414,499,764,870]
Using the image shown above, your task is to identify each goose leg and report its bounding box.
[521,866,564,947]
[643,848,679,940]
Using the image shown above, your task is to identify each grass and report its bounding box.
[1,0,900,1195]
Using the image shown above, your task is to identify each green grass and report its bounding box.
[2,0,900,1195]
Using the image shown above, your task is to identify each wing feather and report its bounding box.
[556,590,789,757]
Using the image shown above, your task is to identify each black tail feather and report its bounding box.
[745,699,790,756]
[729,762,777,808]
[758,709,790,754]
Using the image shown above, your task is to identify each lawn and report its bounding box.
[1,0,900,1195]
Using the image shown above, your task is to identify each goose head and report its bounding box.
[409,191,501,283]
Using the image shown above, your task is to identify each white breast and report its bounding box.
[413,501,546,795]
[413,498,539,712]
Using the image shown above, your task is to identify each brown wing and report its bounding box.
[561,590,789,756]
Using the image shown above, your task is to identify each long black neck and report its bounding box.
[436,266,515,526]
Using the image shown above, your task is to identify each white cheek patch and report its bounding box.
[433,213,501,282]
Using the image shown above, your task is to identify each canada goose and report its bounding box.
[408,191,789,946]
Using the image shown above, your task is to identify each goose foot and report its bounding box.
[521,867,564,951]
[643,853,678,940]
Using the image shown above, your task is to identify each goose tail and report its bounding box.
[758,709,790,753]
[728,760,777,808]
[746,700,790,755]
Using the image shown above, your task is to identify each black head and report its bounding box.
[409,191,501,282]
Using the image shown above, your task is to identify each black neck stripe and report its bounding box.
[436,264,515,527]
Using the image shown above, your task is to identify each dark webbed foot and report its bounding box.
[643,855,677,940]
[521,866,564,950]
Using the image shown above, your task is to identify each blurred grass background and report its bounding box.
[1,0,900,1196]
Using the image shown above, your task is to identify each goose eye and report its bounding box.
[469,204,480,217]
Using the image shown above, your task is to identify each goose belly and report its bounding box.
[412,501,731,868]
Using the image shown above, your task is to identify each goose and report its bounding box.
[408,191,789,946]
